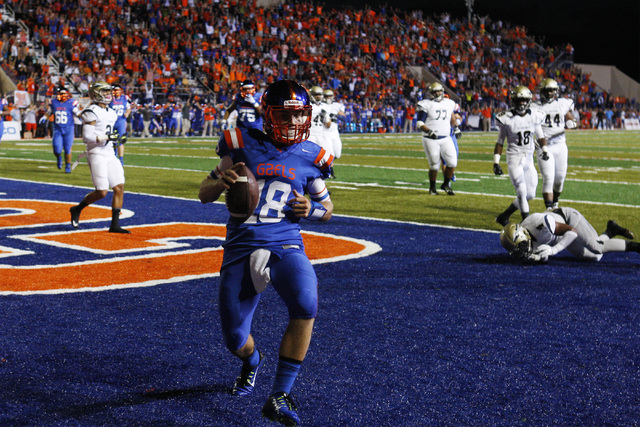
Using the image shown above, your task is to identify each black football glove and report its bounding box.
[120,136,127,144]
[424,129,438,139]
[453,127,462,139]
[106,131,120,142]
[493,163,503,176]
[541,151,549,161]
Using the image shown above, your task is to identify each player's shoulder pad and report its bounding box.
[216,127,247,156]
[416,99,430,111]
[559,97,575,109]
[81,106,98,121]
[495,110,513,124]
[531,107,546,122]
[299,141,334,172]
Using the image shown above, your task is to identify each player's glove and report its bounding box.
[534,244,555,259]
[106,131,120,142]
[453,127,462,139]
[540,150,550,161]
[244,95,259,108]
[493,163,503,175]
[120,136,127,144]
[528,253,548,263]
[424,129,438,139]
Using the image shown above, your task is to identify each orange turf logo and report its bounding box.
[0,199,381,295]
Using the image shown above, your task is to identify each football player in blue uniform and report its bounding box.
[46,87,80,173]
[199,80,334,426]
[222,79,264,131]
[109,85,131,165]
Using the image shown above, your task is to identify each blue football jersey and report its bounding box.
[233,93,263,130]
[50,98,78,130]
[214,128,333,266]
[110,95,130,124]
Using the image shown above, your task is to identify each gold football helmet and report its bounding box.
[89,81,113,104]
[510,86,532,115]
[428,82,445,102]
[500,223,533,260]
[310,86,324,104]
[323,89,334,103]
[539,78,559,104]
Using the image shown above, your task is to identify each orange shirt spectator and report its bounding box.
[204,106,216,121]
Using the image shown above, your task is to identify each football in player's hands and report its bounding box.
[225,163,259,222]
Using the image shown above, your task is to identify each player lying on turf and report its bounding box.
[500,207,639,262]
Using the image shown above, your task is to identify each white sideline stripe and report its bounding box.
[326,181,640,209]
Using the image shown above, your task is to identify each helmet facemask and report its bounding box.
[90,82,113,104]
[310,86,324,104]
[57,89,70,102]
[511,87,532,115]
[265,105,312,146]
[429,82,445,102]
[112,86,123,98]
[240,85,256,98]
[500,223,534,260]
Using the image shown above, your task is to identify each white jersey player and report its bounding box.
[416,82,462,195]
[500,207,639,263]
[69,81,130,233]
[307,86,332,158]
[322,89,346,159]
[493,86,549,225]
[532,78,578,210]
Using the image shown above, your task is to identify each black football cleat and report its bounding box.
[606,220,634,240]
[70,206,81,229]
[495,212,510,226]
[429,187,438,195]
[440,183,455,196]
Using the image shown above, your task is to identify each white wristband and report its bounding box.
[493,154,501,164]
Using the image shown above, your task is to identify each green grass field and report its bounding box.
[1,130,639,234]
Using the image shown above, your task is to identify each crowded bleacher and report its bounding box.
[1,0,638,138]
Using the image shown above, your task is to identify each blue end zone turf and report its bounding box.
[0,178,638,425]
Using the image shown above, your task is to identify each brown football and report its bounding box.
[225,164,259,222]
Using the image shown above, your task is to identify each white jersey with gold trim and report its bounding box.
[495,108,545,155]
[416,98,459,137]
[532,97,574,143]
[81,104,118,153]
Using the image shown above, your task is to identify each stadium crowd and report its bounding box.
[1,0,637,137]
